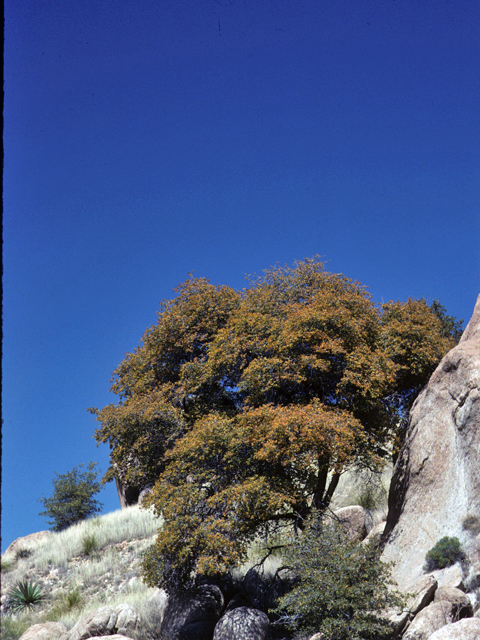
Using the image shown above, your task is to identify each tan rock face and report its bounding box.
[19,622,67,640]
[402,601,455,640]
[382,295,480,591]
[3,531,53,558]
[427,618,480,640]
[62,604,141,640]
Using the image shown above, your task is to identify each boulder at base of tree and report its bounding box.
[61,604,141,640]
[332,505,368,541]
[213,606,270,640]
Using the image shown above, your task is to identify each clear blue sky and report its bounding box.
[2,0,479,553]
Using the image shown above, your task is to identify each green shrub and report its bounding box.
[462,515,480,536]
[425,536,464,571]
[62,585,82,610]
[8,580,46,612]
[275,512,404,640]
[38,461,103,532]
[81,532,98,556]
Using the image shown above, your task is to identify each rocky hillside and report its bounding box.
[0,506,165,640]
[1,471,388,640]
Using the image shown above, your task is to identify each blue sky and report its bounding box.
[2,0,479,553]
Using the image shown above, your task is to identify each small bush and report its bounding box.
[81,532,98,556]
[275,511,404,640]
[462,515,480,536]
[8,580,46,612]
[425,536,464,571]
[45,585,83,622]
[15,548,33,561]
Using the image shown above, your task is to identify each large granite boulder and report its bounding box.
[382,295,480,591]
[402,601,455,640]
[213,607,269,640]
[62,604,141,640]
[3,531,53,558]
[427,617,480,639]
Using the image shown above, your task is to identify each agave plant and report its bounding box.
[8,580,46,612]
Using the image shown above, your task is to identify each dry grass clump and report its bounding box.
[21,505,161,572]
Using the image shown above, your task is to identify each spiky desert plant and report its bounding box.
[8,580,46,612]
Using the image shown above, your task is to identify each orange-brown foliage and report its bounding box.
[92,258,457,589]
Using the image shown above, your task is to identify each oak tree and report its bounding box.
[92,258,458,590]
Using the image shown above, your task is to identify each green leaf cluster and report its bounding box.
[38,462,103,532]
[275,513,404,640]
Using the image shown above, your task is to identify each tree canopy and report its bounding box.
[92,258,458,590]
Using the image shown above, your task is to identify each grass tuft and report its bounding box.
[81,532,98,556]
[1,556,15,573]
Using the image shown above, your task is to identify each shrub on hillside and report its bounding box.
[38,462,103,532]
[275,512,403,640]
[424,536,465,571]
[462,515,480,536]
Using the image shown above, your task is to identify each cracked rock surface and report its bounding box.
[382,295,480,592]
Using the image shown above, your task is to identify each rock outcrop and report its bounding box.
[19,622,67,640]
[61,604,141,640]
[382,294,480,591]
[3,531,53,558]
[427,617,480,639]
